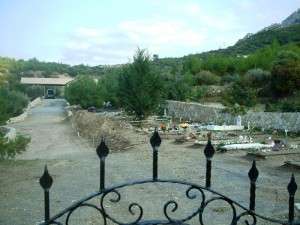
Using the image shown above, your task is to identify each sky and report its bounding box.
[0,0,299,65]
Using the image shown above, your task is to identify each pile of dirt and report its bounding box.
[72,110,132,151]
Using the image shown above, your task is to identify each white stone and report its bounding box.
[207,125,244,131]
[222,143,274,151]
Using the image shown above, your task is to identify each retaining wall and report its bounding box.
[166,100,300,132]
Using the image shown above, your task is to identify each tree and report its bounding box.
[118,49,163,119]
[271,50,300,97]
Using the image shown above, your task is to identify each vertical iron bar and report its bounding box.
[100,158,105,191]
[150,129,161,181]
[153,148,158,181]
[289,193,294,223]
[96,139,109,192]
[249,181,256,211]
[204,132,214,188]
[44,190,50,222]
[248,161,259,211]
[205,159,211,188]
[287,174,297,224]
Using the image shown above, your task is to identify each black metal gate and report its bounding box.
[38,131,299,225]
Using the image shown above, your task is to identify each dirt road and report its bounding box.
[0,99,299,225]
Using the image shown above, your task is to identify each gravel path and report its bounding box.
[0,99,299,225]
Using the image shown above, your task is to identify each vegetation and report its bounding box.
[65,76,103,109]
[0,87,28,124]
[271,50,300,97]
[0,16,300,115]
[0,134,30,160]
[118,49,163,118]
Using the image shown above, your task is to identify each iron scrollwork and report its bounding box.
[38,130,299,225]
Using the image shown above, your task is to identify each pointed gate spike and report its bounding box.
[248,160,259,182]
[39,165,53,190]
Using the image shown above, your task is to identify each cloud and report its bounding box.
[62,19,207,65]
[61,1,246,65]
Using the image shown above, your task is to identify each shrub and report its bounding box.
[188,86,208,101]
[164,73,192,101]
[223,80,258,108]
[65,76,103,109]
[221,73,240,84]
[194,70,221,85]
[266,98,300,112]
[97,72,120,107]
[23,85,44,100]
[0,135,30,160]
[271,50,300,97]
[0,87,29,124]
[244,68,271,87]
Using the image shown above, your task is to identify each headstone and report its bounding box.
[164,108,167,117]
[236,115,242,126]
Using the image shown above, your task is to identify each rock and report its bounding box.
[0,126,16,142]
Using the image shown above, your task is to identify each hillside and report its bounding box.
[1,9,300,78]
[282,8,300,27]
[209,23,300,56]
[179,9,300,59]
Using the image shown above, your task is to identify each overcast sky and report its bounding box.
[0,0,299,65]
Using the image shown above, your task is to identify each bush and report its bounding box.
[194,70,221,85]
[23,85,44,100]
[188,86,208,101]
[163,73,193,101]
[266,98,300,112]
[98,72,120,107]
[0,135,30,160]
[223,80,258,107]
[65,76,103,109]
[244,68,271,87]
[221,73,240,84]
[271,50,300,97]
[0,87,29,124]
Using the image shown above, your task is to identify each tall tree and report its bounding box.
[118,49,163,119]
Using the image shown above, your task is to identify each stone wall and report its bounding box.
[166,100,300,132]
[242,112,300,132]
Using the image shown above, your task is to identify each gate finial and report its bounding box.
[39,165,53,223]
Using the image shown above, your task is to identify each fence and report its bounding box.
[38,131,299,225]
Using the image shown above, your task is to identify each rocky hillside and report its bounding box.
[178,8,300,59]
[282,8,300,27]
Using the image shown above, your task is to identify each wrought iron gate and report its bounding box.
[38,131,299,225]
